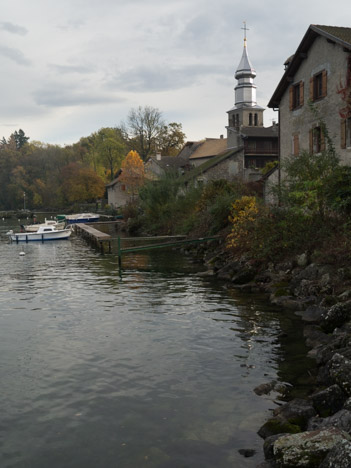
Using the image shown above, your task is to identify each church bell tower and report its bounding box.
[227,23,265,146]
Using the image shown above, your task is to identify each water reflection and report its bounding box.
[0,219,313,468]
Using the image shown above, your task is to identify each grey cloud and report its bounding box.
[33,85,124,108]
[49,64,95,75]
[108,64,223,92]
[57,19,86,31]
[0,45,31,65]
[0,21,28,36]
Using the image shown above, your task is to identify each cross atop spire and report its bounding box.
[241,21,249,47]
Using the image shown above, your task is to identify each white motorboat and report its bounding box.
[7,225,72,242]
[23,219,66,232]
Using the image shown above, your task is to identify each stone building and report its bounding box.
[268,24,351,166]
[105,170,131,208]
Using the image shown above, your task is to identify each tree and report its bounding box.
[125,106,165,161]
[119,150,145,197]
[13,129,30,150]
[95,128,125,181]
[61,163,105,204]
[157,122,186,156]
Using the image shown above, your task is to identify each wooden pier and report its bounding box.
[74,224,112,253]
[74,223,221,268]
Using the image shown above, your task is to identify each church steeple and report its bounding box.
[234,23,257,107]
[227,22,264,138]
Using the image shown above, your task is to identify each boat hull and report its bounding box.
[9,229,72,242]
[63,213,100,224]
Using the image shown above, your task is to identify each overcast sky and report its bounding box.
[0,0,349,146]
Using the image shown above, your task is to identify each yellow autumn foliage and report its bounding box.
[119,150,145,194]
[226,196,259,250]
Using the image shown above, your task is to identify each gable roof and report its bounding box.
[181,147,243,183]
[177,138,227,161]
[106,169,122,188]
[268,24,351,108]
[147,155,188,170]
[189,138,227,159]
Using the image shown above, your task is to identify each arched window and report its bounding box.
[254,113,258,126]
[236,114,239,127]
[249,113,253,126]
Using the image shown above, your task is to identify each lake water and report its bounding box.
[0,218,313,468]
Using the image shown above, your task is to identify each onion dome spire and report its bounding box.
[234,22,257,107]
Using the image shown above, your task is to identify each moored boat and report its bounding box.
[24,218,66,232]
[7,225,72,242]
[60,213,100,224]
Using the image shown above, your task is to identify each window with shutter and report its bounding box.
[312,126,322,153]
[348,118,351,148]
[341,119,346,149]
[310,70,327,101]
[290,81,304,110]
[293,133,300,156]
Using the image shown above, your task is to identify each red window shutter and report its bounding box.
[309,129,313,153]
[293,134,299,156]
[341,119,346,149]
[321,131,326,152]
[299,81,304,106]
[289,86,293,110]
[309,77,314,101]
[322,70,327,97]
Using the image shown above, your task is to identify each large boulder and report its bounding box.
[319,439,351,467]
[328,353,351,396]
[320,301,351,333]
[273,427,351,467]
[231,267,256,284]
[315,333,351,366]
[273,398,316,429]
[310,384,346,417]
[258,399,316,439]
[307,409,351,433]
[296,305,327,323]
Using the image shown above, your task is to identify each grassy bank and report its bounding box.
[121,154,351,270]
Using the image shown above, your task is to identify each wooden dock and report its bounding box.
[74,224,111,253]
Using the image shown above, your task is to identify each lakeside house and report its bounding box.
[268,24,351,173]
[105,170,130,209]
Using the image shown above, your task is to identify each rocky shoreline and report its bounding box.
[195,241,351,467]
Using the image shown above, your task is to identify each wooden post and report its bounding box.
[117,236,122,270]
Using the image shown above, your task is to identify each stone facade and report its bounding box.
[269,25,351,166]
[106,176,130,208]
[196,150,245,183]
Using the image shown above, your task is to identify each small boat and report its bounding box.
[61,213,100,224]
[7,225,72,242]
[24,218,66,232]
